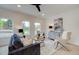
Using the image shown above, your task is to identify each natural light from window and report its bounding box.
[34,23,41,34]
[0,18,12,30]
[22,21,30,35]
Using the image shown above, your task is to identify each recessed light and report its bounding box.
[17,5,21,7]
[42,13,45,16]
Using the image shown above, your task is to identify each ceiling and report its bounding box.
[0,4,79,18]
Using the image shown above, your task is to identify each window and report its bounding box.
[34,23,41,34]
[22,21,30,35]
[0,18,12,30]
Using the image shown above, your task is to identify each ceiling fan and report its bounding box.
[31,4,41,12]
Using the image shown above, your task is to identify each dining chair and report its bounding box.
[56,31,72,51]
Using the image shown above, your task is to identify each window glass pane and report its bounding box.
[34,23,41,34]
[22,21,30,35]
[0,18,12,30]
[0,19,4,29]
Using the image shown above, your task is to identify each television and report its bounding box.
[18,29,24,33]
[49,26,52,29]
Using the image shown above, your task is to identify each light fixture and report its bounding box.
[42,13,45,16]
[17,5,21,7]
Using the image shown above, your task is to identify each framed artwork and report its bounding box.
[54,18,64,37]
[54,17,63,30]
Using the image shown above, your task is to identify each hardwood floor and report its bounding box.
[53,43,79,55]
[41,39,79,55]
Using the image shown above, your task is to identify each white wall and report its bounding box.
[46,8,79,44]
[0,8,46,35]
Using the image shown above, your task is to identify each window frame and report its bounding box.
[34,22,41,34]
[22,21,30,35]
[0,18,13,31]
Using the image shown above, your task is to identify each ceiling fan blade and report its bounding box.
[36,5,41,12]
[30,4,41,12]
